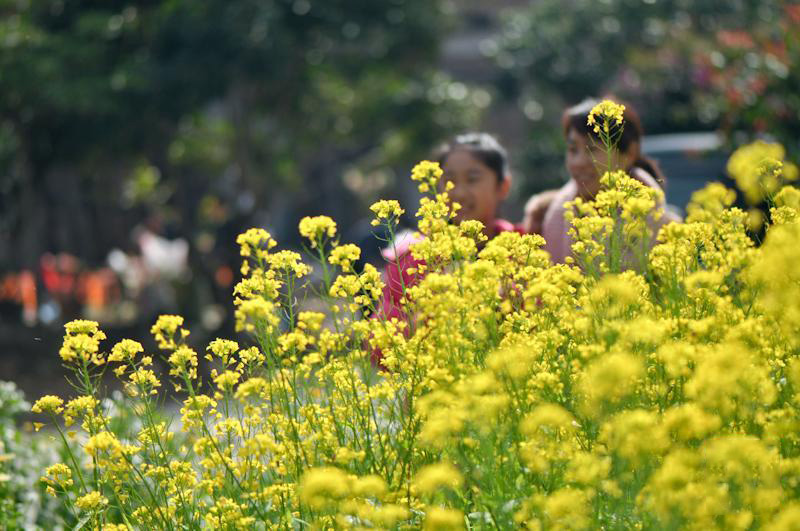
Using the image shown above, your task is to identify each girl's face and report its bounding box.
[441,148,510,234]
[565,127,636,199]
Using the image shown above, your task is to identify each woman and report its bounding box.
[523,98,679,264]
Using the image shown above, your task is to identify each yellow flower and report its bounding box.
[84,431,121,457]
[297,311,325,331]
[329,273,361,299]
[768,503,800,530]
[577,352,644,417]
[150,314,187,350]
[205,497,254,528]
[521,404,576,438]
[234,377,267,400]
[685,342,775,419]
[352,475,387,498]
[63,395,98,427]
[519,403,580,473]
[180,394,217,430]
[236,227,276,258]
[64,319,103,336]
[423,507,464,531]
[411,160,443,182]
[214,370,241,392]
[600,409,667,465]
[747,208,765,231]
[75,491,108,511]
[587,99,626,134]
[541,488,593,530]
[108,339,143,363]
[206,338,239,364]
[168,346,199,380]
[299,215,337,247]
[31,395,63,414]
[565,452,611,486]
[31,150,800,530]
[299,467,351,510]
[369,199,405,225]
[41,463,73,490]
[662,403,721,443]
[774,185,800,210]
[234,297,279,333]
[59,334,103,365]
[413,462,463,495]
[328,243,361,270]
[727,140,790,204]
[128,368,161,395]
[267,250,311,278]
[237,345,265,369]
[686,182,737,223]
[411,160,444,194]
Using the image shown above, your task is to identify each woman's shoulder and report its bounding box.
[544,181,578,216]
[629,166,662,190]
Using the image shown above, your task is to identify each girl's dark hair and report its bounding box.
[563,98,667,187]
[435,132,509,183]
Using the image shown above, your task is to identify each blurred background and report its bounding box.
[1,0,798,397]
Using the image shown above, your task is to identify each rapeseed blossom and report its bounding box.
[413,462,463,495]
[75,491,108,511]
[30,123,800,528]
[410,159,444,193]
[370,199,405,226]
[727,140,799,204]
[587,99,626,134]
[299,215,337,247]
[31,395,63,414]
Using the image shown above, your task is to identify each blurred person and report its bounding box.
[374,133,523,365]
[0,270,37,325]
[105,213,190,322]
[522,98,681,264]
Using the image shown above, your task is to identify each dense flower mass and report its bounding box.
[727,140,799,204]
[30,132,800,529]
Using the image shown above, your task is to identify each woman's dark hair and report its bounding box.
[434,132,509,183]
[563,98,667,187]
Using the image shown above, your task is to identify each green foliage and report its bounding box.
[0,0,479,268]
[494,0,797,192]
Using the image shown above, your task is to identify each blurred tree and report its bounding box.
[0,0,478,273]
[694,3,800,157]
[492,0,797,193]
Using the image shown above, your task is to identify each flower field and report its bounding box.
[16,115,800,529]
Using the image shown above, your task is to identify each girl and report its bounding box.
[374,133,523,350]
[523,98,680,264]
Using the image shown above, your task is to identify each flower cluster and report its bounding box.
[727,140,799,205]
[410,160,444,194]
[565,170,664,275]
[59,319,106,365]
[370,199,405,226]
[587,99,626,134]
[299,215,337,248]
[30,139,800,529]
